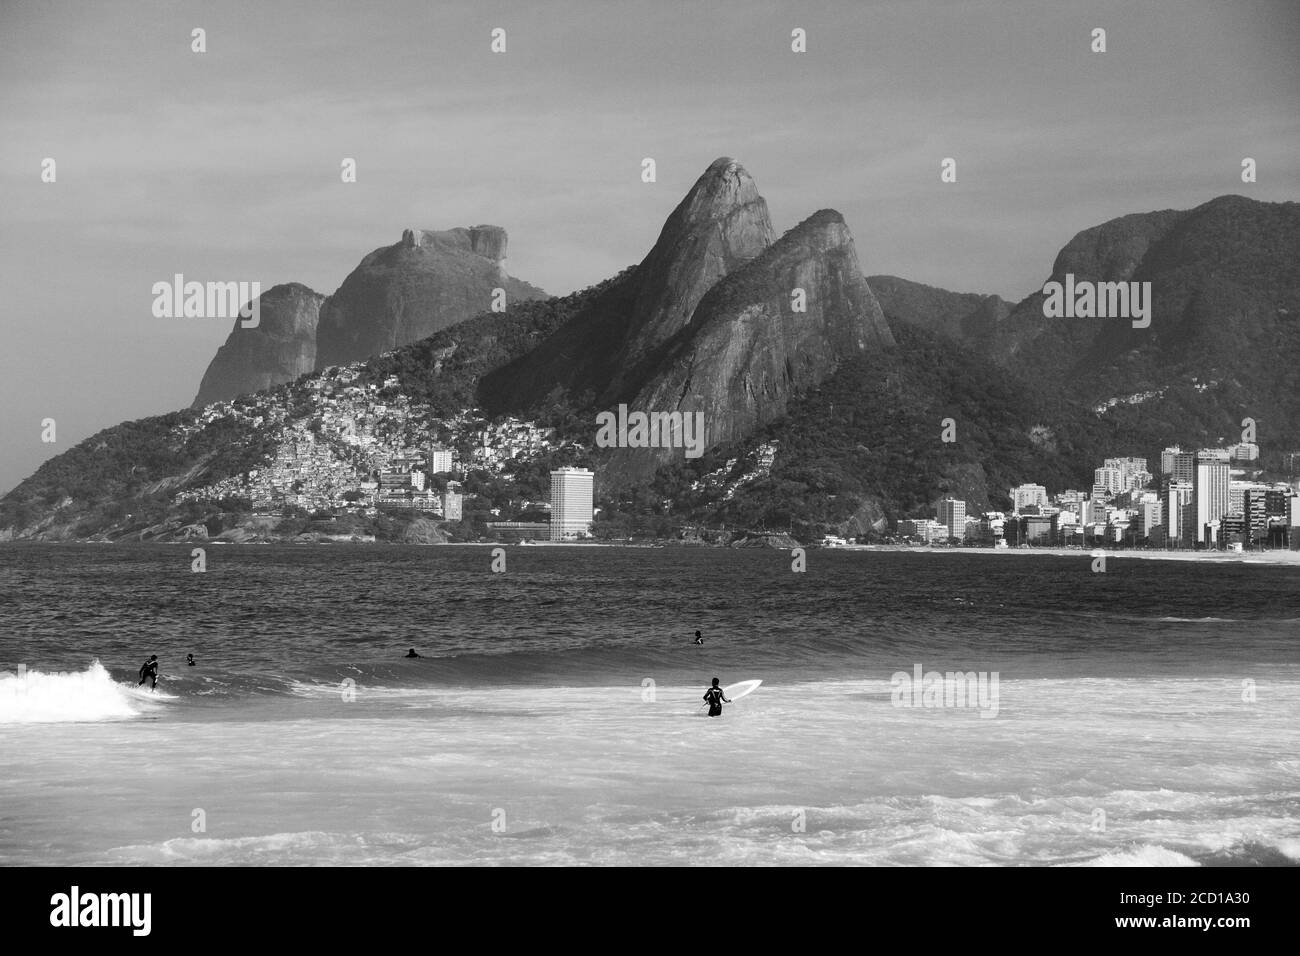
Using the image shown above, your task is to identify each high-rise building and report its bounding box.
[1094,466,1124,496]
[1160,446,1182,475]
[1104,457,1152,490]
[1228,480,1249,515]
[1193,454,1230,548]
[550,467,594,541]
[1169,451,1196,484]
[1243,487,1269,544]
[428,446,454,474]
[441,491,462,521]
[1139,500,1163,539]
[937,498,966,541]
[1011,484,1048,514]
[1265,489,1291,517]
[1166,479,1193,546]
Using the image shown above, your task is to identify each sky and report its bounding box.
[1,0,1297,495]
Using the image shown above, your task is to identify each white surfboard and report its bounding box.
[723,679,762,702]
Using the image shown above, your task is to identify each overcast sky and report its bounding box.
[1,0,1297,494]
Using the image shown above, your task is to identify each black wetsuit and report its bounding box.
[138,660,158,689]
[703,686,725,717]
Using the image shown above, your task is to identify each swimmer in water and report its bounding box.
[186,653,196,666]
[702,677,730,717]
[405,648,421,658]
[692,630,704,645]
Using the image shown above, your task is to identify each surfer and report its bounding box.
[702,677,730,717]
[692,631,704,645]
[405,648,422,658]
[186,654,196,666]
[137,655,159,690]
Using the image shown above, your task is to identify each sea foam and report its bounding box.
[0,660,163,723]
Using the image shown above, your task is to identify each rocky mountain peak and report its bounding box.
[313,225,546,370]
[192,282,325,407]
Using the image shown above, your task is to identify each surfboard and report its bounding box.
[723,679,762,702]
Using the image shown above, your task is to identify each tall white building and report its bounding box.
[428,446,454,474]
[1194,455,1230,547]
[937,498,966,541]
[550,467,594,541]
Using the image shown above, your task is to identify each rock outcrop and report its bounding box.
[314,226,547,370]
[482,157,775,411]
[605,209,895,481]
[192,283,324,407]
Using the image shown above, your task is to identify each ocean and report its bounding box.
[1,543,1298,866]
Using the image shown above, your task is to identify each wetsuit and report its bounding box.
[703,686,725,717]
[138,660,158,689]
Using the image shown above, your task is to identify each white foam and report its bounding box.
[0,661,162,723]
[1080,845,1201,867]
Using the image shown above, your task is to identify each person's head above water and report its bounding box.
[695,631,702,637]
[711,677,720,687]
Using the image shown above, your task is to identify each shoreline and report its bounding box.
[835,544,1300,565]
[3,538,1299,564]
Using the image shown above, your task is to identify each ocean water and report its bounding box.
[1,543,1298,866]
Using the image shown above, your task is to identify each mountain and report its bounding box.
[5,173,1299,544]
[979,196,1300,460]
[314,225,548,370]
[987,196,1300,391]
[481,157,775,411]
[606,209,895,481]
[635,322,1114,539]
[867,275,1010,344]
[192,283,325,407]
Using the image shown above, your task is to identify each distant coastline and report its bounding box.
[4,537,1299,565]
[833,544,1300,565]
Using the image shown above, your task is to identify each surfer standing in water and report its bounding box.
[138,655,159,690]
[703,677,730,717]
